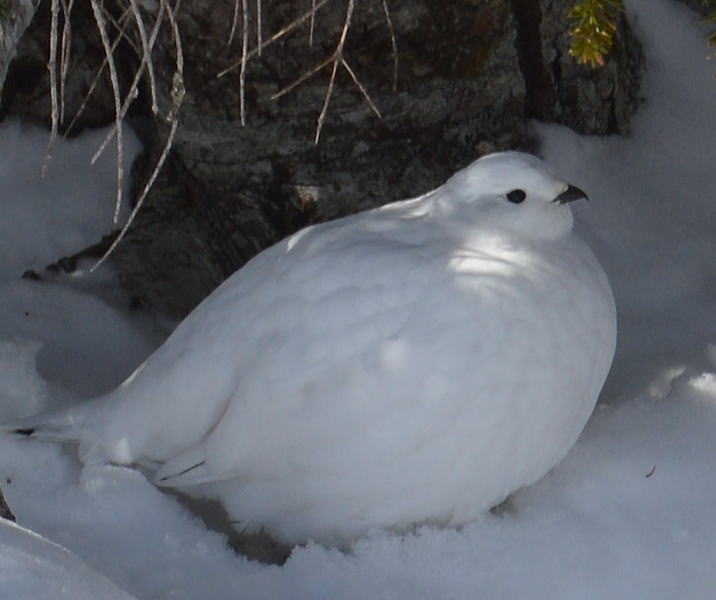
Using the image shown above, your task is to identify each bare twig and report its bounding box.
[314,58,339,143]
[59,0,75,123]
[91,4,164,167]
[64,7,133,137]
[92,0,185,272]
[217,0,335,78]
[228,0,240,45]
[272,55,379,120]
[256,0,262,55]
[42,0,61,176]
[381,0,398,92]
[239,0,248,125]
[101,3,141,55]
[309,0,317,46]
[341,59,381,118]
[336,1,354,58]
[90,0,125,224]
[267,0,380,143]
[313,0,355,142]
[270,53,334,100]
[129,0,159,114]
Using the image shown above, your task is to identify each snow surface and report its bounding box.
[0,518,137,600]
[0,0,715,597]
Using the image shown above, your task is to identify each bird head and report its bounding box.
[440,151,588,241]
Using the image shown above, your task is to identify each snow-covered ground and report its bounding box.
[1,0,715,597]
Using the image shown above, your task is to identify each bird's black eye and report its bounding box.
[506,189,527,204]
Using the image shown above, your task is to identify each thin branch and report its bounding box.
[239,0,248,125]
[336,0,354,48]
[270,53,334,100]
[90,0,125,224]
[42,0,61,176]
[341,59,380,118]
[271,0,377,143]
[315,0,354,143]
[381,0,398,92]
[59,0,75,123]
[101,3,141,55]
[228,0,240,45]
[64,7,133,137]
[217,0,335,78]
[313,0,355,142]
[129,0,159,114]
[256,0,262,56]
[92,0,185,272]
[90,4,164,166]
[314,57,338,143]
[309,0,316,46]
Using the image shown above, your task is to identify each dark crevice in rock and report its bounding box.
[510,0,555,119]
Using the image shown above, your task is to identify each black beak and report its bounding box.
[553,184,588,204]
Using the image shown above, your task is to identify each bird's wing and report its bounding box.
[87,203,503,470]
[152,211,514,485]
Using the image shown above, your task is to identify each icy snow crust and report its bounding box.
[1,0,715,597]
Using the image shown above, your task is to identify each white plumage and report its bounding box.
[9,152,616,545]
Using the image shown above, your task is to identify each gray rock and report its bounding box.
[0,0,41,101]
[2,1,644,317]
[520,0,643,134]
[118,0,529,316]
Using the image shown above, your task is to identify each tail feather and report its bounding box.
[1,402,95,444]
[154,444,215,487]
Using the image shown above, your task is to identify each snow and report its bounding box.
[0,120,139,280]
[0,518,138,600]
[0,0,715,596]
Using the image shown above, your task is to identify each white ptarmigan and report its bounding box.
[9,152,616,545]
